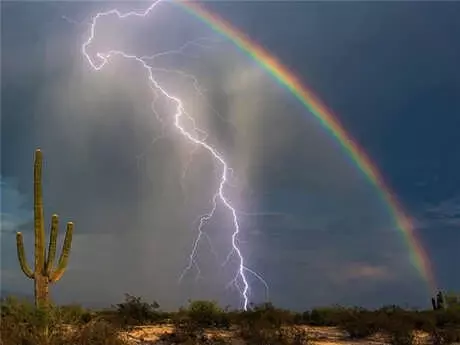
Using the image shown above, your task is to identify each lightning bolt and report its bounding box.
[81,0,268,310]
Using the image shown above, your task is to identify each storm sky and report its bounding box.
[1,1,459,311]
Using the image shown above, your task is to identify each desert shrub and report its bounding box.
[160,312,231,345]
[291,311,310,325]
[280,326,312,345]
[235,303,309,345]
[444,292,460,311]
[238,323,310,345]
[0,312,53,345]
[337,308,379,339]
[159,332,231,345]
[113,293,162,327]
[88,308,121,324]
[435,309,460,328]
[238,320,275,344]
[240,303,294,328]
[292,312,304,324]
[185,300,229,329]
[430,327,460,345]
[172,309,206,339]
[0,319,129,345]
[0,297,95,329]
[0,297,130,345]
[308,306,342,326]
[0,297,62,340]
[63,320,128,345]
[377,310,416,345]
[55,304,94,324]
[388,328,415,345]
[1,296,43,322]
[411,310,436,331]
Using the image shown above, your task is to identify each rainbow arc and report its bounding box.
[176,0,437,294]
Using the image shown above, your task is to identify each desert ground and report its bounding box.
[121,324,437,345]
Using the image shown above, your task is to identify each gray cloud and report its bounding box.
[410,197,460,292]
[1,1,428,310]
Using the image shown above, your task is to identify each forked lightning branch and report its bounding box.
[82,0,267,310]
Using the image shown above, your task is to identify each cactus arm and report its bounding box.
[16,232,34,279]
[34,149,46,274]
[45,214,59,276]
[49,222,74,283]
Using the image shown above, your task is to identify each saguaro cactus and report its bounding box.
[431,291,446,310]
[15,149,74,308]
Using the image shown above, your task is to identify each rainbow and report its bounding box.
[174,0,437,294]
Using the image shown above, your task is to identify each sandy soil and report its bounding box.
[120,324,436,345]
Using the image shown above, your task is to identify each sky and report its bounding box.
[1,0,459,311]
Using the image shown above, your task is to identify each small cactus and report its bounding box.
[15,149,74,308]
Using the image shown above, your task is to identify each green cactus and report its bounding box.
[15,149,74,308]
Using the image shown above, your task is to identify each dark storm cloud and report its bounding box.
[411,197,460,291]
[2,0,457,310]
[0,1,226,307]
[202,0,460,306]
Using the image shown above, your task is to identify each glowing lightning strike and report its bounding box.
[82,0,266,310]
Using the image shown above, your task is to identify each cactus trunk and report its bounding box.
[33,149,47,307]
[15,149,75,309]
[34,274,49,308]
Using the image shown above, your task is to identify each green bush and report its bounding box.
[235,303,310,345]
[430,327,460,345]
[377,310,416,345]
[113,293,162,326]
[185,300,229,329]
[238,323,310,345]
[238,302,295,329]
[388,330,415,345]
[411,311,436,331]
[336,308,379,339]
[160,312,232,345]
[0,296,139,345]
[0,303,127,345]
[308,306,342,326]
[1,296,41,322]
[3,293,460,345]
[435,309,460,328]
[56,304,94,324]
[65,321,127,345]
